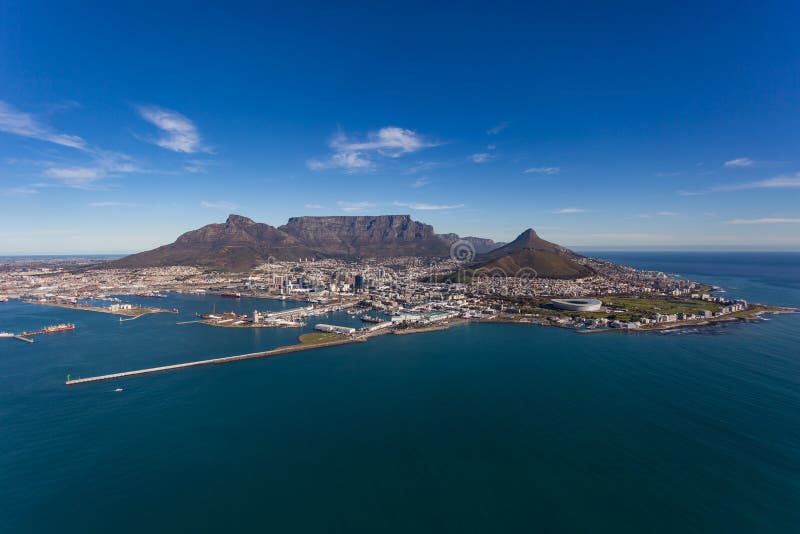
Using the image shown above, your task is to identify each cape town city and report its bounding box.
[2,2,799,533]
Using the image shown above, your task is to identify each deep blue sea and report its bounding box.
[1,253,799,533]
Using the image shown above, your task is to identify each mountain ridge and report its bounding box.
[110,215,588,277]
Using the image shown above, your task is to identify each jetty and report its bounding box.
[65,337,357,386]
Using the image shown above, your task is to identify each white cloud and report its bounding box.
[307,150,372,172]
[654,171,681,177]
[411,177,430,188]
[724,157,755,168]
[524,166,560,175]
[333,127,435,157]
[551,208,585,214]
[201,200,238,210]
[470,152,493,163]
[726,218,800,225]
[137,105,205,153]
[393,201,464,210]
[0,100,86,149]
[304,203,323,209]
[487,121,510,135]
[337,201,375,213]
[657,211,678,216]
[310,126,437,172]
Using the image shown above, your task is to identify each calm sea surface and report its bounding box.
[1,252,799,533]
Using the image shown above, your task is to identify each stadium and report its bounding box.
[550,298,603,312]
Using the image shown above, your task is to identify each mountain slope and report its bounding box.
[472,228,593,279]
[111,215,315,271]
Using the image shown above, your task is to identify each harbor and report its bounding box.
[1,323,75,343]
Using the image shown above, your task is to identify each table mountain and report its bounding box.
[112,214,451,271]
[279,215,449,258]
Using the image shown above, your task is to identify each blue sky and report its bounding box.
[1,1,799,254]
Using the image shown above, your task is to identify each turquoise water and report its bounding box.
[1,254,799,533]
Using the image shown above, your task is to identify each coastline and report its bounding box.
[64,307,799,386]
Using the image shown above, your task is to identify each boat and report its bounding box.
[41,323,75,334]
[221,292,242,298]
[361,315,383,323]
[0,332,15,338]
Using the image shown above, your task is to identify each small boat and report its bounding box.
[221,292,242,298]
[114,388,124,392]
[0,332,15,338]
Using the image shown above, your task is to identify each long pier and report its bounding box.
[65,337,358,386]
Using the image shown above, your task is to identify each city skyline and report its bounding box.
[2,1,799,254]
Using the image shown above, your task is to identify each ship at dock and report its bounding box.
[220,292,242,298]
[41,323,75,334]
[360,315,384,323]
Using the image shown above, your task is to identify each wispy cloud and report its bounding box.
[310,127,438,172]
[724,157,755,168]
[591,233,675,242]
[714,173,800,191]
[411,177,430,188]
[726,217,800,225]
[551,208,585,214]
[524,166,560,175]
[44,166,103,184]
[40,150,139,188]
[657,211,678,216]
[406,161,440,174]
[393,201,464,210]
[470,152,493,163]
[337,201,376,213]
[0,100,86,149]
[1,186,39,197]
[201,200,238,210]
[678,172,800,196]
[307,151,372,172]
[334,127,435,156]
[89,201,136,207]
[137,105,206,153]
[304,203,323,209]
[654,171,681,177]
[487,121,510,135]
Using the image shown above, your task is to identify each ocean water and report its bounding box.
[1,253,799,533]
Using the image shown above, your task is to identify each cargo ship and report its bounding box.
[41,323,75,334]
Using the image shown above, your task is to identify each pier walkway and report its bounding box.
[65,337,357,386]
